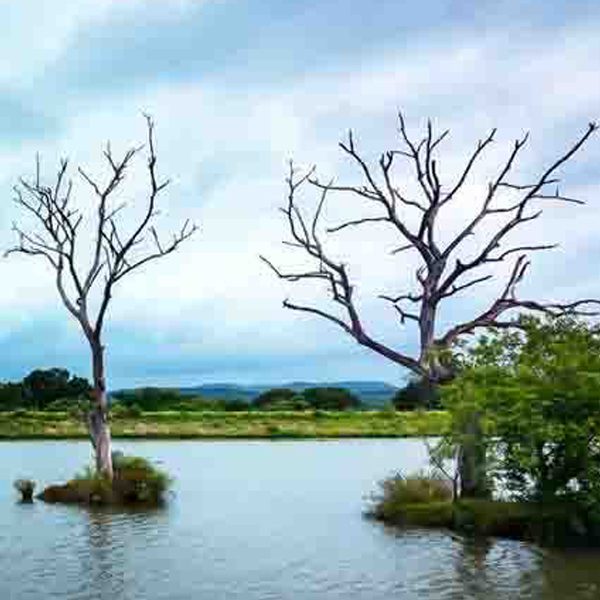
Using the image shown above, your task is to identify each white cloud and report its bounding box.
[0,12,598,383]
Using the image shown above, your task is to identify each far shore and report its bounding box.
[0,409,448,440]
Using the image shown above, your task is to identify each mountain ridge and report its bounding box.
[113,381,399,407]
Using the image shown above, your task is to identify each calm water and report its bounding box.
[2,440,600,599]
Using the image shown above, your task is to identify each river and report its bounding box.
[1,439,600,599]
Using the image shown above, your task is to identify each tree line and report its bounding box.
[0,371,367,412]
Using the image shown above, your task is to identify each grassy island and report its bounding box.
[38,454,171,507]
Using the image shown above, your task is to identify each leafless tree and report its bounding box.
[262,113,598,495]
[6,116,197,478]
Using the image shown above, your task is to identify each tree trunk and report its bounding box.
[457,411,488,498]
[427,362,488,500]
[89,340,113,479]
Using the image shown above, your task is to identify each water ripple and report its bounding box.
[2,440,600,599]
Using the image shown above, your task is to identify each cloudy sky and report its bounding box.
[0,0,598,388]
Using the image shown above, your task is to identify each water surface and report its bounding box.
[2,439,600,599]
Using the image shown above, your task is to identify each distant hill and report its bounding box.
[178,381,398,407]
[113,381,399,408]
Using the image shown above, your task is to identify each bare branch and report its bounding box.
[265,113,598,382]
[7,116,197,344]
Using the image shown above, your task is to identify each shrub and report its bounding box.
[39,453,171,507]
[253,388,297,409]
[112,454,171,504]
[369,471,453,523]
[392,378,440,411]
[112,387,186,411]
[222,400,251,412]
[111,403,142,418]
[302,387,361,410]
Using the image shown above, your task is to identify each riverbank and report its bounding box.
[0,409,449,439]
[369,498,600,548]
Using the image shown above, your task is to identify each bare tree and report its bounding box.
[6,117,197,478]
[262,113,598,495]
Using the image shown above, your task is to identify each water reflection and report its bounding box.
[76,507,168,600]
[2,440,600,600]
[79,510,126,600]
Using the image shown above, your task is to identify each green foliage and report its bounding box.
[40,453,171,506]
[112,387,184,411]
[112,387,252,412]
[392,378,440,411]
[221,399,252,411]
[46,397,91,419]
[443,316,600,510]
[252,386,360,411]
[0,383,24,411]
[369,471,453,525]
[375,471,453,505]
[112,452,171,503]
[253,388,298,409]
[110,402,142,418]
[22,368,91,410]
[302,387,361,410]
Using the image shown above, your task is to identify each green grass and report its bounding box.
[39,454,171,507]
[0,409,450,439]
[368,472,600,547]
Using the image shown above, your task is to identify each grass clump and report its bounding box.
[14,478,36,502]
[368,471,453,527]
[38,452,171,507]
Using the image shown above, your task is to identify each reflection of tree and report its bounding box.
[538,550,600,600]
[77,507,168,600]
[448,536,556,600]
[450,537,494,600]
[79,509,126,600]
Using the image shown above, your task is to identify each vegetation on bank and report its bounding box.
[371,317,600,547]
[0,409,449,439]
[368,472,600,547]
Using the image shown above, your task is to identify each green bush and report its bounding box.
[39,453,171,506]
[302,387,361,410]
[253,388,297,409]
[378,471,452,504]
[443,316,600,509]
[111,453,171,503]
[111,403,142,418]
[392,378,440,411]
[222,400,252,412]
[369,471,453,523]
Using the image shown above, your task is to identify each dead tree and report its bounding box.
[7,116,197,478]
[262,113,599,496]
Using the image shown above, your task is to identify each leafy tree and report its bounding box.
[302,387,361,410]
[443,316,600,508]
[22,368,91,410]
[222,399,252,412]
[253,388,299,410]
[0,382,23,411]
[392,378,440,411]
[112,388,185,412]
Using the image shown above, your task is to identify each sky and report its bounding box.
[0,0,598,388]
